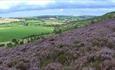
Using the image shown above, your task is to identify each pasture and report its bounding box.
[0,26,53,42]
[0,16,89,44]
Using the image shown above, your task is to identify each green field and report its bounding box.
[0,16,91,44]
[0,26,53,42]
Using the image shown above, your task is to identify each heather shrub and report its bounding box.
[57,44,67,48]
[7,60,17,68]
[16,61,29,70]
[0,66,8,70]
[40,47,74,68]
[56,51,75,65]
[106,38,115,49]
[7,58,30,70]
[106,23,115,32]
[43,63,64,70]
[64,66,75,70]
[57,52,68,64]
[91,39,101,47]
[91,36,115,49]
[73,40,85,48]
[98,48,113,60]
[90,60,102,69]
[76,42,85,47]
[40,59,52,68]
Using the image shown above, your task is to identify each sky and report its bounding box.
[0,0,115,17]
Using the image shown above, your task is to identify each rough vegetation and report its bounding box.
[0,16,92,48]
[0,18,115,70]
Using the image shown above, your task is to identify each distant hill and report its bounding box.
[101,12,115,20]
[82,11,115,24]
[0,18,20,23]
[13,15,94,21]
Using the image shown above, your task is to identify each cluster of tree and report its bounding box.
[53,20,91,34]
[53,17,107,34]
[0,33,50,48]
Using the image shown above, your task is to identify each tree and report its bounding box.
[7,43,13,47]
[54,26,62,34]
[0,44,5,47]
[12,39,19,45]
[19,40,24,45]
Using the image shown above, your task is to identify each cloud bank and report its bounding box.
[0,0,115,17]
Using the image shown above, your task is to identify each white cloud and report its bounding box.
[111,0,115,2]
[0,0,55,9]
[68,0,114,5]
[26,0,55,6]
[60,9,64,12]
[0,0,23,9]
[0,0,115,13]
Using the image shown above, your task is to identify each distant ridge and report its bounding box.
[102,11,115,19]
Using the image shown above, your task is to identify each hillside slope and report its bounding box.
[0,19,115,70]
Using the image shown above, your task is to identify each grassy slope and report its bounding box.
[0,26,53,42]
[0,16,93,43]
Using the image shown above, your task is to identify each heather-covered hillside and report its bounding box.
[0,0,115,70]
[0,19,115,70]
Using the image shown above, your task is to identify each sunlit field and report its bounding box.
[0,26,53,42]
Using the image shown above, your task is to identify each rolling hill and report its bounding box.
[0,12,115,70]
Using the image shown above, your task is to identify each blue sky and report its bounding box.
[0,0,115,17]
